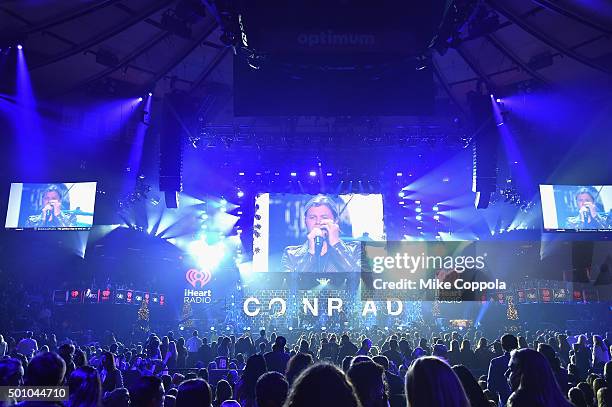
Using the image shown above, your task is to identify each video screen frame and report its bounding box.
[5,182,97,231]
[252,193,385,272]
[540,185,612,232]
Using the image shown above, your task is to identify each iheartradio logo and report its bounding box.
[186,268,212,288]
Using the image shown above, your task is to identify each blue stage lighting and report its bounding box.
[137,97,143,102]
[148,92,153,97]
[237,190,244,198]
[290,172,297,177]
[432,205,439,211]
[416,215,422,221]
[415,207,422,213]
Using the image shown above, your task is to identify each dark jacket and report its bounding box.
[487,352,511,407]
[281,241,361,273]
[101,368,124,393]
[264,349,290,374]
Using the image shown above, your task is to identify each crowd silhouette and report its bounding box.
[1,327,612,406]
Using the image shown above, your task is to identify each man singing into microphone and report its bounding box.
[564,188,608,230]
[25,185,77,228]
[281,195,361,272]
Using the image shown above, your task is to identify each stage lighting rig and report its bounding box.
[118,176,152,209]
[498,180,535,212]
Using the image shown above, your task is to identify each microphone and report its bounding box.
[580,206,591,223]
[314,236,323,257]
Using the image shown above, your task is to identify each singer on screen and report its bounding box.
[564,188,608,230]
[281,195,361,272]
[25,184,77,228]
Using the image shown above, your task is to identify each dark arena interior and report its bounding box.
[1,1,612,406]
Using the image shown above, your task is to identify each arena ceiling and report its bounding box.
[1,0,612,124]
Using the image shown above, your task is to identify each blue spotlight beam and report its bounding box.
[490,96,533,187]
[15,46,45,175]
[127,93,150,173]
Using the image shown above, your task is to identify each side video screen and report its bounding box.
[6,182,97,231]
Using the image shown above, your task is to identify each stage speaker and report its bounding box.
[468,91,498,209]
[160,92,188,208]
[474,190,492,209]
[164,190,179,209]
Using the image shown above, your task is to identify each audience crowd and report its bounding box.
[1,326,612,406]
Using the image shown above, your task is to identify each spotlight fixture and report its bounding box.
[17,44,23,50]
[237,190,244,198]
[415,55,429,71]
[309,171,316,177]
[148,92,153,97]
[137,97,143,102]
